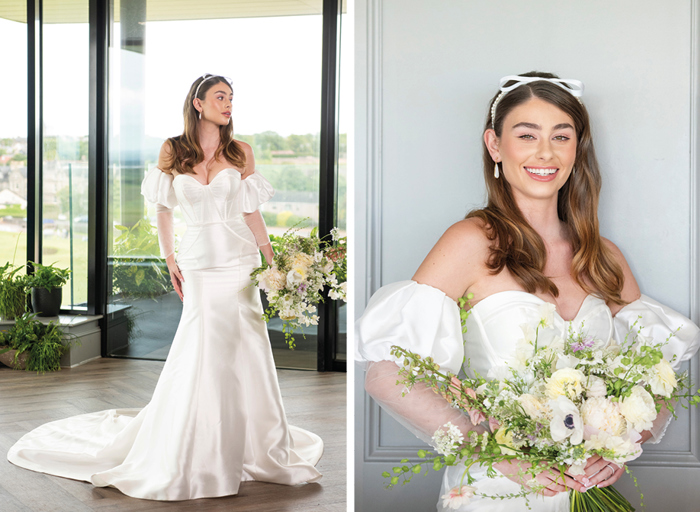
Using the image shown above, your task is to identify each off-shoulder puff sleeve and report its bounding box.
[614,294,700,372]
[355,280,465,375]
[239,171,275,213]
[141,167,177,208]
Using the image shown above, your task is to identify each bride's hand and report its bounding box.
[166,255,184,301]
[567,455,625,490]
[261,243,274,266]
[494,459,587,497]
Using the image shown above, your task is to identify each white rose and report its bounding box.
[518,393,549,420]
[286,269,305,289]
[545,367,586,400]
[619,386,657,432]
[585,375,608,398]
[291,252,314,272]
[256,267,286,291]
[581,397,627,436]
[647,359,677,398]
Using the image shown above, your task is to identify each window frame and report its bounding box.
[22,0,345,372]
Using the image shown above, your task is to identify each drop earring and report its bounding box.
[494,162,500,179]
[198,111,202,120]
[572,166,576,175]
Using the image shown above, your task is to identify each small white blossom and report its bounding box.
[432,422,464,456]
[539,302,556,328]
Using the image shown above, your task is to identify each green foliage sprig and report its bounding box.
[0,312,79,373]
[0,262,27,320]
[25,261,71,291]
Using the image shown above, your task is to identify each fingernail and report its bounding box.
[582,478,590,486]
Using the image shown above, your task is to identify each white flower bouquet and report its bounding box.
[251,226,347,349]
[385,299,700,511]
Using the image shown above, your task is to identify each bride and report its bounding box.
[7,74,323,500]
[356,72,700,511]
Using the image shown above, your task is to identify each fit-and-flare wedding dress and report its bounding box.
[357,280,700,511]
[7,167,323,500]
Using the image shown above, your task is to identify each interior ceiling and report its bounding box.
[0,0,346,24]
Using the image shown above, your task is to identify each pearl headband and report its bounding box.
[490,75,584,130]
[193,74,233,101]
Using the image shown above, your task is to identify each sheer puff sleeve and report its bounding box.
[140,167,177,209]
[239,171,274,213]
[356,280,465,374]
[613,294,700,372]
[614,294,700,444]
[140,168,177,259]
[356,281,480,444]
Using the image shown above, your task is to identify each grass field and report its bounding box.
[0,229,88,306]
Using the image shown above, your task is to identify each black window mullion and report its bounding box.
[317,0,340,372]
[88,0,109,319]
[26,0,42,268]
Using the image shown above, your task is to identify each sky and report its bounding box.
[0,13,352,140]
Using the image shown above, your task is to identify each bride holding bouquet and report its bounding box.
[356,72,700,511]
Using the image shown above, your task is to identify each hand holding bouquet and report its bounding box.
[385,302,700,511]
[251,226,347,349]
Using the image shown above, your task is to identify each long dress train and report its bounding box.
[7,167,323,500]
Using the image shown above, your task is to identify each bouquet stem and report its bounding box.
[570,486,634,512]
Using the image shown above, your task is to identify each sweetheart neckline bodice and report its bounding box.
[470,290,606,323]
[173,168,242,187]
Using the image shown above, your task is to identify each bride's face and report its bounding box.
[487,97,577,203]
[197,81,233,126]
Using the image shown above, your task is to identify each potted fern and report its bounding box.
[25,262,71,317]
[0,312,76,373]
[0,262,27,321]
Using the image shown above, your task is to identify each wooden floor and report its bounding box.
[0,358,346,512]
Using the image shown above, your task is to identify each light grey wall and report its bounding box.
[355,0,700,510]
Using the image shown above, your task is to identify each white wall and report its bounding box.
[355,1,700,510]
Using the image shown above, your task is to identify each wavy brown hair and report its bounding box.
[160,75,246,175]
[466,71,625,305]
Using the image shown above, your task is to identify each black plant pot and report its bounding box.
[31,287,62,317]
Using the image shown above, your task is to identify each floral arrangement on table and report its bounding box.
[251,226,347,349]
[384,299,700,511]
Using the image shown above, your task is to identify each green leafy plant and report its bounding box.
[0,262,28,320]
[0,312,79,373]
[112,218,173,299]
[25,261,71,291]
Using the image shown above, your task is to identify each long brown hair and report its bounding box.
[161,75,246,175]
[467,71,626,305]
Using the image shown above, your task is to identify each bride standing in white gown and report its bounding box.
[356,72,700,511]
[7,74,323,500]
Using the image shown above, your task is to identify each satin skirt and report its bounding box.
[7,253,323,501]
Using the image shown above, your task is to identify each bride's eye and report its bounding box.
[553,135,571,141]
[518,134,535,140]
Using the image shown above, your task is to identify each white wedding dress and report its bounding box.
[356,281,700,511]
[7,167,323,501]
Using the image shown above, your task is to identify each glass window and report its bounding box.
[0,14,28,271]
[106,2,325,370]
[334,0,351,366]
[42,0,90,309]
